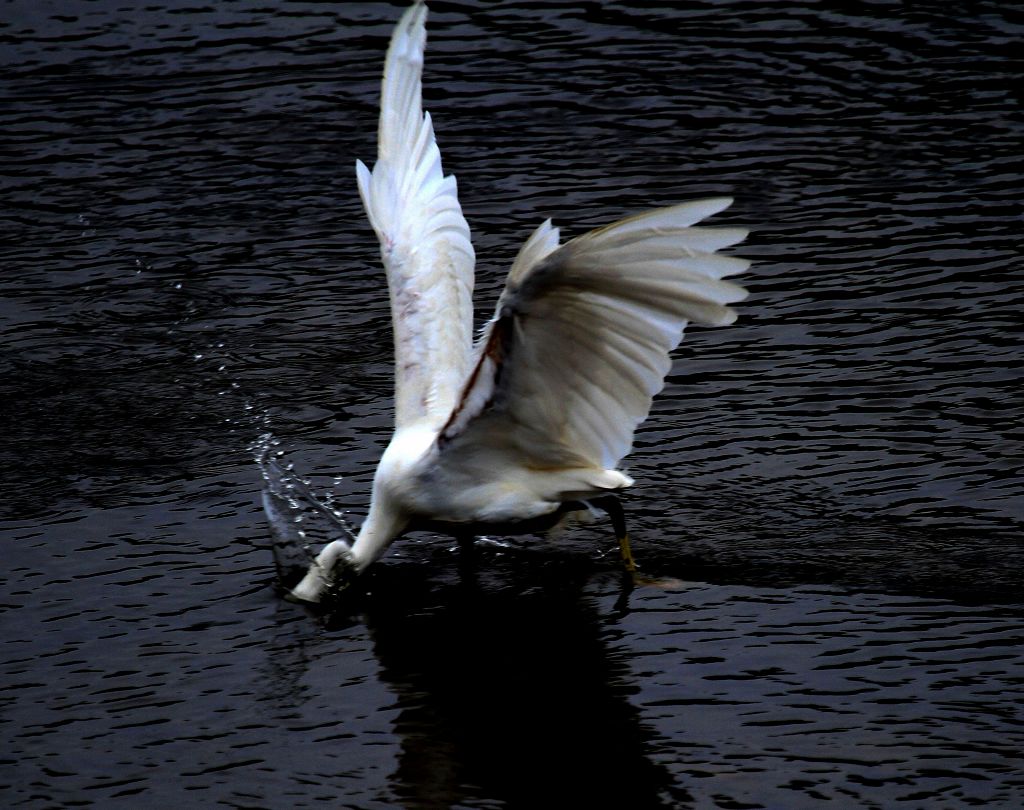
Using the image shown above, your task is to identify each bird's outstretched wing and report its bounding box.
[439,199,748,471]
[356,3,475,429]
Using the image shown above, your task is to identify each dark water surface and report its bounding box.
[2,1,1022,807]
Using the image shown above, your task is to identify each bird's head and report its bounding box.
[287,535,360,604]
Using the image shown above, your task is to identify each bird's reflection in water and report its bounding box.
[337,550,690,809]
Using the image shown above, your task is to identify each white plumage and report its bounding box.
[289,2,749,603]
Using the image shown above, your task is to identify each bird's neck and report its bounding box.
[349,498,408,571]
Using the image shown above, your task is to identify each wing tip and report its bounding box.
[685,196,736,223]
[395,1,428,37]
[703,196,734,216]
[723,226,750,246]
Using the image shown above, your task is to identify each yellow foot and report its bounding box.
[616,532,689,589]
[618,531,638,573]
[631,573,688,590]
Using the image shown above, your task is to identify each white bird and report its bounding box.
[288,2,749,603]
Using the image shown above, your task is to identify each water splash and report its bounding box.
[253,432,357,588]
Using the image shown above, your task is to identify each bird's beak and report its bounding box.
[286,538,358,604]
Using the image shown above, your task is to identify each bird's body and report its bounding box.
[288,2,748,603]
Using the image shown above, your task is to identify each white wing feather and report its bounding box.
[356,3,475,429]
[441,198,749,471]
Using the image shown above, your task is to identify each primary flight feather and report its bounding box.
[288,2,749,603]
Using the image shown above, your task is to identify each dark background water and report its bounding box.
[2,1,1022,807]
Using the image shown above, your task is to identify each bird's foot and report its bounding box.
[630,573,688,590]
[614,531,688,589]
[618,530,638,573]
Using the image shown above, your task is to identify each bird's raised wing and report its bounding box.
[439,199,748,471]
[356,3,475,429]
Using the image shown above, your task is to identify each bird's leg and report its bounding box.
[455,530,480,586]
[455,530,478,566]
[591,495,637,574]
[594,496,690,594]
